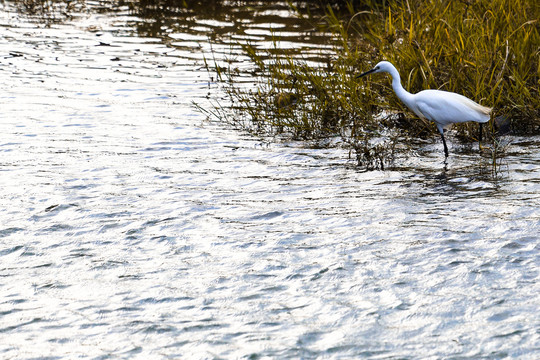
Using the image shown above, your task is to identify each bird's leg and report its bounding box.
[479,123,483,143]
[440,132,449,158]
[478,123,486,152]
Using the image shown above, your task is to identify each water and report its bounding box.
[1,2,539,359]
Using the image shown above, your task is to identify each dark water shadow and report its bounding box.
[394,146,510,201]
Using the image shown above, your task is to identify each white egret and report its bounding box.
[357,61,491,157]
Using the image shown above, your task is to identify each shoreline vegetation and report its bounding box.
[199,0,539,169]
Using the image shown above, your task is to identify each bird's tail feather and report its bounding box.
[469,101,492,116]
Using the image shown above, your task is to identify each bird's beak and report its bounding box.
[356,68,376,79]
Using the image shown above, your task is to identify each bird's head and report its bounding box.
[357,61,394,79]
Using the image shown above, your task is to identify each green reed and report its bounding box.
[353,0,539,136]
[204,0,539,168]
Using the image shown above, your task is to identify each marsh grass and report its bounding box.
[348,0,539,135]
[200,35,407,169]
[203,0,539,169]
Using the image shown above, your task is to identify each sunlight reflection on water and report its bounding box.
[1,2,539,359]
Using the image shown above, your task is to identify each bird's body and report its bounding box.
[358,61,491,157]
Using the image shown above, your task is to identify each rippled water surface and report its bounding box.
[1,2,539,359]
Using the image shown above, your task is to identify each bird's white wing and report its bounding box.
[414,90,491,132]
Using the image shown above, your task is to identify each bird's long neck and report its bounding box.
[387,66,415,110]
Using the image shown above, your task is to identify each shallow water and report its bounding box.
[1,2,539,359]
